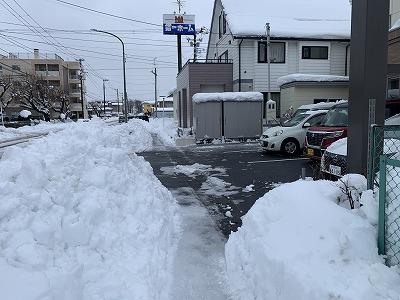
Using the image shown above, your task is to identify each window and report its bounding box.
[258,42,285,63]
[218,13,226,38]
[314,99,327,104]
[388,77,399,90]
[307,114,326,126]
[0,65,2,74]
[218,51,228,62]
[35,64,46,71]
[47,64,59,71]
[302,46,329,59]
[12,65,20,71]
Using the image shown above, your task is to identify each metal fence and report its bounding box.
[369,125,400,266]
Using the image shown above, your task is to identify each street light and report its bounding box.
[91,29,128,123]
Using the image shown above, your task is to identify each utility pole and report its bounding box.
[103,79,109,117]
[151,58,158,117]
[176,0,183,72]
[78,58,85,119]
[115,88,120,116]
[266,23,272,102]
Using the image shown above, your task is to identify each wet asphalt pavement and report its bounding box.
[140,142,313,237]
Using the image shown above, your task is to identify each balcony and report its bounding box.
[70,103,83,111]
[35,70,60,78]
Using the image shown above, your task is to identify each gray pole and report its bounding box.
[266,23,271,102]
[115,88,119,115]
[347,0,390,175]
[91,29,128,123]
[103,79,107,117]
[78,59,85,119]
[151,60,158,117]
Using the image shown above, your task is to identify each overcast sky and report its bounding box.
[0,0,214,101]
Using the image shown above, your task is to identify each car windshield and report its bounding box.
[291,108,309,118]
[321,106,348,127]
[282,113,310,127]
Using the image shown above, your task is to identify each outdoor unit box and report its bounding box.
[265,99,277,125]
[193,92,264,140]
[193,101,222,140]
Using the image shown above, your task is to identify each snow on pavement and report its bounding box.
[226,176,400,300]
[0,118,180,300]
[169,187,231,299]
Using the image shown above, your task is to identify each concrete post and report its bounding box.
[347,0,390,175]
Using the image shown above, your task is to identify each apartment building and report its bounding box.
[0,49,87,119]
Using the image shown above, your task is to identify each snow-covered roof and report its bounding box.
[193,92,264,103]
[277,74,349,87]
[221,0,352,39]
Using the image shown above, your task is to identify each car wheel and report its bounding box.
[282,139,299,156]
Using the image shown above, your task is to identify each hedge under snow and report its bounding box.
[226,176,400,300]
[0,118,180,300]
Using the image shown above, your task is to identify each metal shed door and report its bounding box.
[194,102,222,140]
[224,102,263,139]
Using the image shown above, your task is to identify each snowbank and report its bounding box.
[193,92,263,103]
[221,0,351,39]
[226,177,400,300]
[19,110,32,118]
[277,74,349,87]
[0,118,180,300]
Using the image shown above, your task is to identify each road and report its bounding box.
[141,142,313,237]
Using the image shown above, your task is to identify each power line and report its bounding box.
[50,0,161,27]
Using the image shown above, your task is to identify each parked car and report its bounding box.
[261,110,327,155]
[291,101,343,119]
[321,114,400,179]
[305,102,348,159]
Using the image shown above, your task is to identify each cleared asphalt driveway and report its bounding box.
[141,142,312,236]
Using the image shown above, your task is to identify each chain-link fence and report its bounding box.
[367,125,400,189]
[368,125,400,266]
[378,156,400,266]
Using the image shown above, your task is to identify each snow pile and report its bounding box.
[326,138,400,158]
[277,74,349,87]
[0,119,180,300]
[193,92,263,103]
[19,110,32,118]
[226,177,400,300]
[242,184,255,192]
[161,163,226,178]
[221,0,351,39]
[326,137,348,156]
[200,176,239,197]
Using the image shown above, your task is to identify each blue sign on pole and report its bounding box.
[163,14,196,36]
[163,24,196,35]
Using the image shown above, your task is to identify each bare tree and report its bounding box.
[0,75,13,109]
[87,101,102,117]
[11,75,71,121]
[51,89,71,119]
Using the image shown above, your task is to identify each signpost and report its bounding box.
[163,14,196,72]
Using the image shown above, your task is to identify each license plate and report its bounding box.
[329,165,342,176]
[307,148,314,156]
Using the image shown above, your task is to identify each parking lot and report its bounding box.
[141,142,313,236]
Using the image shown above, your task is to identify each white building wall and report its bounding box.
[330,42,349,76]
[298,41,331,74]
[281,85,349,114]
[391,0,400,26]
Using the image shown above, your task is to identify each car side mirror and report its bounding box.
[303,122,311,128]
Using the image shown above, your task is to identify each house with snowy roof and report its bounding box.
[206,0,352,117]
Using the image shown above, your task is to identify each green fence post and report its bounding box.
[378,155,387,256]
[367,125,376,189]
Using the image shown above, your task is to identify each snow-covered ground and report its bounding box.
[225,175,400,300]
[0,122,69,142]
[0,118,180,300]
